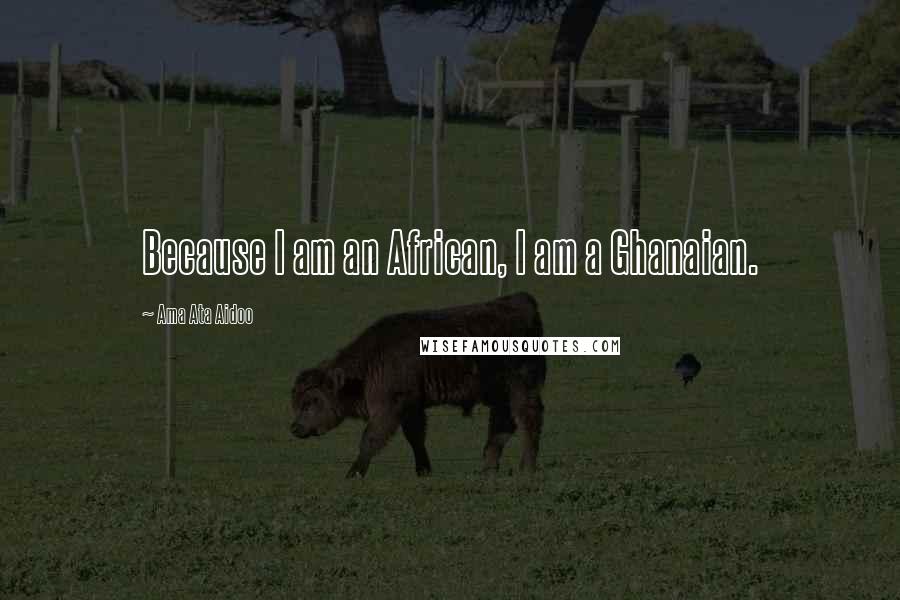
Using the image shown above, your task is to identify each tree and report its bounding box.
[466,13,789,116]
[670,23,775,83]
[406,0,609,95]
[547,0,608,76]
[814,0,900,124]
[174,0,397,109]
[406,0,606,68]
[402,0,568,31]
[174,0,611,111]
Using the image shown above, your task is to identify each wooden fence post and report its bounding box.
[432,140,441,230]
[497,243,507,297]
[556,132,585,244]
[550,65,560,147]
[682,146,700,241]
[70,133,92,247]
[120,103,129,217]
[799,66,811,151]
[201,126,225,238]
[725,125,738,238]
[157,60,166,137]
[165,273,176,479]
[846,125,860,230]
[9,95,33,206]
[187,50,197,133]
[670,65,691,151]
[833,229,895,451]
[408,116,416,228]
[619,116,640,229]
[666,56,675,133]
[312,55,320,111]
[861,147,871,231]
[417,67,425,145]
[325,135,339,240]
[762,82,772,116]
[433,56,446,144]
[280,56,296,144]
[300,108,321,224]
[628,80,644,112]
[48,43,62,131]
[567,62,576,132]
[459,81,468,115]
[477,81,484,113]
[17,59,24,95]
[519,121,533,234]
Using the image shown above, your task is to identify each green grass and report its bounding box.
[2,96,900,599]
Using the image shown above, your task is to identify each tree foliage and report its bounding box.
[175,0,568,33]
[173,0,361,33]
[465,13,791,115]
[401,0,568,31]
[174,1,400,107]
[670,23,776,83]
[814,0,900,124]
[467,13,785,83]
[173,0,593,109]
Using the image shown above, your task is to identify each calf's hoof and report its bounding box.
[481,463,500,474]
[345,463,367,479]
[482,447,502,472]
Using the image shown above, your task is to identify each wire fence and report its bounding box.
[457,63,899,138]
[2,53,899,478]
[3,85,897,262]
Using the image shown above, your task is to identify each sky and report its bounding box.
[0,0,871,102]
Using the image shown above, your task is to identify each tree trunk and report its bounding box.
[550,0,607,69]
[332,1,396,110]
[546,0,608,115]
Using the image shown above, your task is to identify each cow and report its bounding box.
[290,292,547,478]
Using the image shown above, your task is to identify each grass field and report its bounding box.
[2,96,900,599]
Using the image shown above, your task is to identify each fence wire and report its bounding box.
[2,67,898,478]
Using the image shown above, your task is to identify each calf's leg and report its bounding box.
[510,381,544,473]
[483,402,516,471]
[402,409,432,476]
[347,413,400,478]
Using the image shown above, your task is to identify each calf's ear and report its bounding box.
[329,367,346,392]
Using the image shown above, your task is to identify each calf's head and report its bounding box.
[290,366,347,439]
